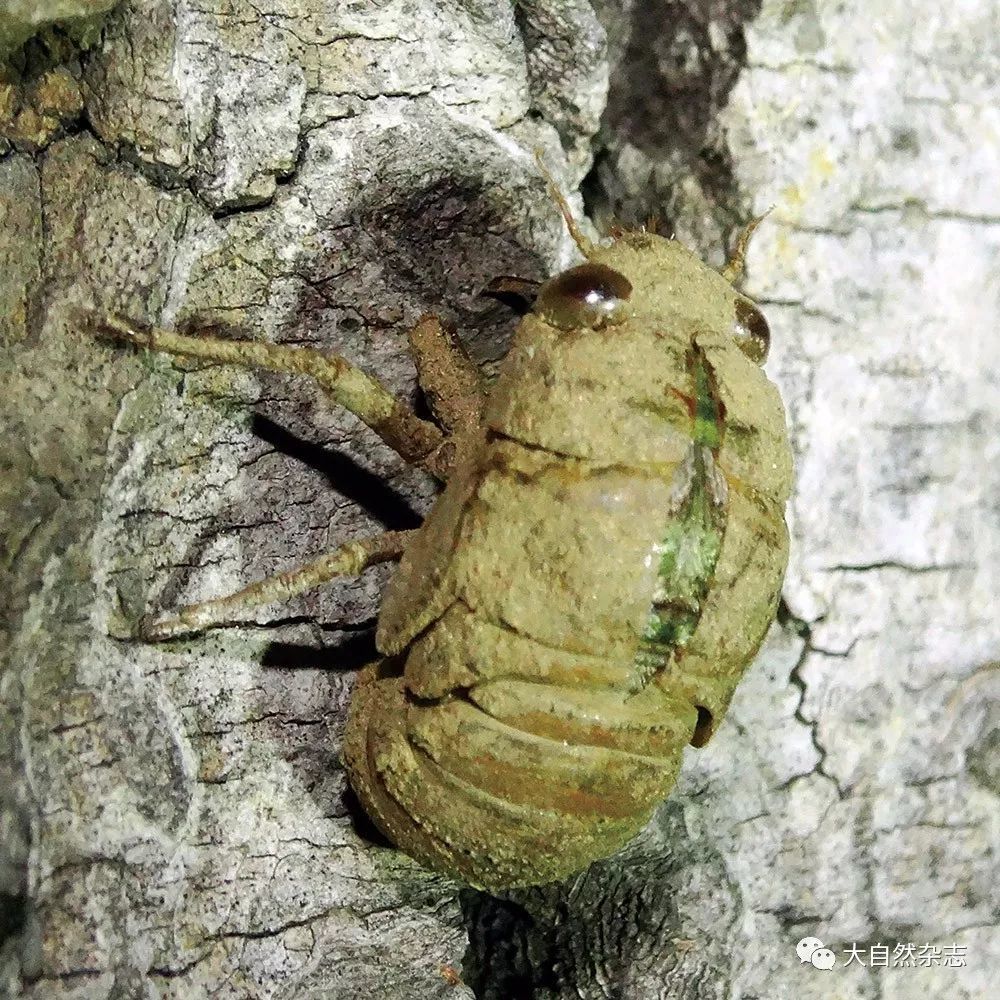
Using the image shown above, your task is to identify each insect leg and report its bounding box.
[91,314,449,478]
[137,530,413,641]
[406,314,484,434]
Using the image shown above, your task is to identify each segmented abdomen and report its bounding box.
[344,423,782,889]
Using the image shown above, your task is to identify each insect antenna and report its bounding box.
[721,207,773,285]
[534,149,594,257]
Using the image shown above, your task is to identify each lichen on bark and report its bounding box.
[0,2,118,62]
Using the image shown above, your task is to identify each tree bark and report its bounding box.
[1,1,997,998]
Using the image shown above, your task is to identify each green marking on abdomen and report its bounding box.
[692,348,723,449]
[636,351,726,673]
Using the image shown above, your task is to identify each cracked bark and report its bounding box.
[1,1,998,998]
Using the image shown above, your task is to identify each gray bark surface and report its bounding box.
[1,2,997,998]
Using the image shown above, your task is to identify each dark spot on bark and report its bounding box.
[891,128,920,155]
[348,175,548,366]
[583,0,764,250]
[341,786,395,849]
[0,893,26,948]
[691,705,714,747]
[459,891,538,999]
[461,806,735,998]
[262,631,378,672]
[965,723,1000,793]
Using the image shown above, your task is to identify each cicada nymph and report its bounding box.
[95,169,791,891]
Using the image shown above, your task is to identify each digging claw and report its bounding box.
[137,610,199,642]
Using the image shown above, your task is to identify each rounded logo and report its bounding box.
[796,937,836,971]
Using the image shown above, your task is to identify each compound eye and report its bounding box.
[733,298,770,363]
[534,263,632,331]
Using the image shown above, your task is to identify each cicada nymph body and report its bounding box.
[99,179,791,891]
[344,230,792,890]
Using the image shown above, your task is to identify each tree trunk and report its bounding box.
[1,1,996,998]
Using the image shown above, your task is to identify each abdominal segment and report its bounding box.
[343,623,693,891]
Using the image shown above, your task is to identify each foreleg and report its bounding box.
[407,314,484,434]
[406,314,485,475]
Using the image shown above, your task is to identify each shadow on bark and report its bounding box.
[459,803,734,999]
[584,0,763,255]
